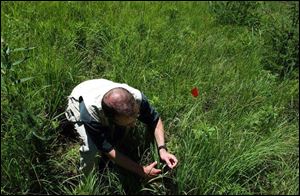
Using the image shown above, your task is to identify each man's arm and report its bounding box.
[153,118,165,148]
[137,93,178,169]
[105,148,161,178]
[154,117,178,169]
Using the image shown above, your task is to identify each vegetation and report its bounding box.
[1,1,299,195]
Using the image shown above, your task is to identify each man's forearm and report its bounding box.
[154,118,165,148]
[105,149,145,177]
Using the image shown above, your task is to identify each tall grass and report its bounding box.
[1,1,299,195]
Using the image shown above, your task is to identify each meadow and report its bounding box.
[1,1,299,195]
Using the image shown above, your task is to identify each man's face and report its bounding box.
[114,103,139,127]
[114,115,137,127]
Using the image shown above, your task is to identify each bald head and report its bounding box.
[102,87,139,121]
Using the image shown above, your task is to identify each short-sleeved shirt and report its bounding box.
[65,79,160,153]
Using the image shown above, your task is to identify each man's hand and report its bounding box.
[142,161,162,178]
[153,118,178,169]
[159,149,178,169]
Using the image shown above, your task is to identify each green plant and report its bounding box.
[209,1,261,29]
[261,2,299,79]
[1,39,35,95]
[1,2,298,195]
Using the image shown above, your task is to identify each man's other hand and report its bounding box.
[142,161,162,178]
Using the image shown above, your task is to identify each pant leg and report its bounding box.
[65,97,99,175]
[74,123,99,176]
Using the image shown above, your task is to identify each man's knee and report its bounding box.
[79,147,100,175]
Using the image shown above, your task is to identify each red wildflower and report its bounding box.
[191,87,199,97]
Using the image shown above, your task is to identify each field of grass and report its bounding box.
[1,1,299,195]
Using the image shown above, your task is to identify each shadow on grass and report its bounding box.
[59,119,179,195]
[104,125,179,195]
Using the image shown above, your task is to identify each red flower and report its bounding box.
[191,87,199,97]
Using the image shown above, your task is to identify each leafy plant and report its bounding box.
[261,2,299,79]
[209,1,261,29]
[1,38,35,94]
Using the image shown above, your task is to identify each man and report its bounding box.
[65,78,178,178]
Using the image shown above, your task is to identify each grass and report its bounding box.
[1,1,299,195]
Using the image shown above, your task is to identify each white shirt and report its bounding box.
[66,79,142,124]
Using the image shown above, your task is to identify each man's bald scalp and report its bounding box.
[102,87,137,119]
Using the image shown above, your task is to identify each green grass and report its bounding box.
[1,1,299,195]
